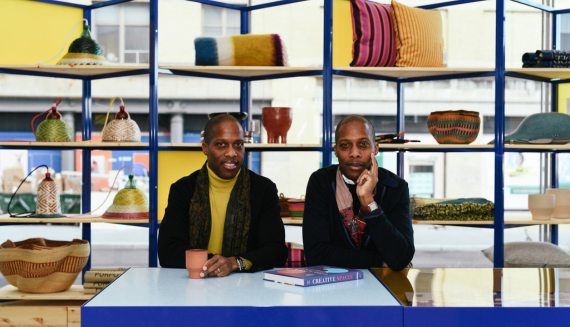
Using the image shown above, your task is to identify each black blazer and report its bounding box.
[302,165,414,271]
[158,169,288,272]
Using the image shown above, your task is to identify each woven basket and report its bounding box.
[102,119,141,142]
[102,188,149,219]
[36,120,73,142]
[0,238,90,293]
[427,110,480,144]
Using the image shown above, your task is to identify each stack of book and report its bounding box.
[83,267,129,294]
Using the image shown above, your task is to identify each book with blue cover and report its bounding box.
[263,266,363,287]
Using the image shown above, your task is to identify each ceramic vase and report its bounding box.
[546,189,570,219]
[427,110,480,144]
[262,107,292,144]
[528,194,556,221]
[186,249,208,279]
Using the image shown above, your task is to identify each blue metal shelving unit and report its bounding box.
[1,0,567,270]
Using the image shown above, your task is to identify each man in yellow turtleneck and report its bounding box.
[158,114,288,276]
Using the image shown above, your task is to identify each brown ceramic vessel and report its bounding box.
[262,107,292,144]
[186,249,208,279]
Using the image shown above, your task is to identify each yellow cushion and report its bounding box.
[391,0,446,67]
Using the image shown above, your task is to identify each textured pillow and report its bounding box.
[391,0,446,67]
[349,0,396,67]
[482,242,570,268]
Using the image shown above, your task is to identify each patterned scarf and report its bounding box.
[188,163,251,256]
[335,168,375,250]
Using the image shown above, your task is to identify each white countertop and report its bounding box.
[85,268,400,307]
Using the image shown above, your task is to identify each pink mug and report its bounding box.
[186,249,208,279]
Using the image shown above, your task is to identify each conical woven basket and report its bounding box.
[57,25,108,66]
[36,120,73,142]
[33,177,65,218]
[0,238,90,293]
[102,119,141,142]
[102,188,149,219]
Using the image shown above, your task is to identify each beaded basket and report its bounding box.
[0,238,90,293]
[427,110,480,144]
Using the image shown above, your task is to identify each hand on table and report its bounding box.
[200,254,237,278]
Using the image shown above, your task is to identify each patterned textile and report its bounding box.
[411,197,494,221]
[0,238,90,293]
[349,0,396,67]
[427,110,480,144]
[335,168,375,250]
[284,242,306,268]
[195,34,288,66]
[391,0,446,67]
[188,163,251,257]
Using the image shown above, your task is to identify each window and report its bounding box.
[202,5,240,37]
[562,14,570,50]
[93,3,149,64]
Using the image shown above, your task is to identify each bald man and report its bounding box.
[303,115,414,271]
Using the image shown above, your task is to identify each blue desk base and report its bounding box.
[82,306,402,327]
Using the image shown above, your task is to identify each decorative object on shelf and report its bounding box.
[546,189,570,219]
[195,34,288,66]
[490,112,570,144]
[410,197,493,221]
[349,0,396,67]
[200,131,205,143]
[427,110,480,144]
[7,165,65,218]
[0,238,89,293]
[34,98,73,142]
[284,242,306,268]
[186,249,208,279]
[207,112,248,121]
[391,0,446,67]
[523,50,570,68]
[57,22,108,65]
[262,107,292,144]
[279,193,292,217]
[102,174,149,219]
[101,98,141,142]
[375,131,420,144]
[482,242,570,268]
[287,196,305,219]
[244,131,253,143]
[32,172,65,218]
[528,194,555,221]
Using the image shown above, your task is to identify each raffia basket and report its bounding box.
[0,238,90,293]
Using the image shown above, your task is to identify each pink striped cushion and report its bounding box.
[350,0,396,67]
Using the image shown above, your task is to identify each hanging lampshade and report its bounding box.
[102,104,141,142]
[102,175,149,219]
[57,24,108,65]
[35,99,73,142]
[31,172,65,218]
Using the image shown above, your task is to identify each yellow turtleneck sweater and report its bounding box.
[207,165,251,270]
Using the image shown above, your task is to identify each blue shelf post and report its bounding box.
[551,12,560,245]
[81,8,92,282]
[396,81,405,178]
[494,0,506,268]
[240,9,250,133]
[323,0,333,167]
[148,0,159,267]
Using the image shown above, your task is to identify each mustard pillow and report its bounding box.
[391,0,446,67]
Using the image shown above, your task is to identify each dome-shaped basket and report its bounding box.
[102,188,149,219]
[0,238,90,293]
[36,120,73,142]
[102,119,141,142]
[57,25,108,66]
[427,110,480,144]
